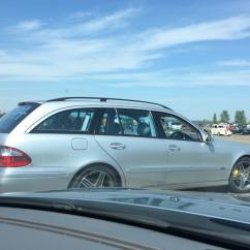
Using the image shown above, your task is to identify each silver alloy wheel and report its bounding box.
[79,170,115,188]
[69,165,120,189]
[229,157,250,192]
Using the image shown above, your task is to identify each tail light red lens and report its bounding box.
[0,146,31,167]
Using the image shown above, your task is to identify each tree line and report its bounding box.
[213,110,248,124]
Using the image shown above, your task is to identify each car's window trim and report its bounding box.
[152,111,203,142]
[116,108,157,138]
[31,129,92,135]
[94,108,117,135]
[95,108,158,138]
[30,107,98,135]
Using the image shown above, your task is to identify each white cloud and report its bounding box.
[14,19,43,31]
[102,69,250,87]
[219,59,250,67]
[75,8,139,34]
[11,9,139,41]
[135,16,250,51]
[1,11,250,85]
[68,11,93,21]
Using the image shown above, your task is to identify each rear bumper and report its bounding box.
[0,169,70,193]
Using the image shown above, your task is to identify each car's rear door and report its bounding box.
[94,108,168,188]
[10,108,105,181]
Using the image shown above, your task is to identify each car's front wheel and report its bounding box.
[229,157,250,193]
[69,164,121,189]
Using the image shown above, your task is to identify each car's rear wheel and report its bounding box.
[229,157,250,193]
[69,165,121,189]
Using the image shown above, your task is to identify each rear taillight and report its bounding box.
[0,146,31,167]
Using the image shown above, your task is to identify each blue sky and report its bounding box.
[0,0,250,120]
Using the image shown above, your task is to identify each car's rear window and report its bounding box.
[0,103,40,133]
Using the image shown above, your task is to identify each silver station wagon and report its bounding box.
[0,97,250,193]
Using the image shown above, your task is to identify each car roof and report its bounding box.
[19,97,174,113]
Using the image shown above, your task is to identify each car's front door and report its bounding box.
[94,108,168,188]
[153,112,228,188]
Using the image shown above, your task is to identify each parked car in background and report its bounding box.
[242,124,250,135]
[231,124,243,134]
[231,124,250,135]
[0,97,250,193]
[211,123,232,136]
[231,124,244,134]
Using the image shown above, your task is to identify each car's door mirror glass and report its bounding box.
[203,130,214,143]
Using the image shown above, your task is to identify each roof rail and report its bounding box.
[46,97,172,110]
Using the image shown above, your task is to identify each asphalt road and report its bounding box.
[218,134,250,145]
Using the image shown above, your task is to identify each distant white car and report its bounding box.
[211,124,232,136]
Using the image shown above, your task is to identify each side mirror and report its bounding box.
[202,129,214,143]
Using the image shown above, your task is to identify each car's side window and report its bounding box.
[155,112,202,142]
[31,108,95,134]
[117,109,156,138]
[96,109,122,135]
[96,108,156,138]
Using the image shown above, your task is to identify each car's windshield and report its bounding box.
[0,1,250,248]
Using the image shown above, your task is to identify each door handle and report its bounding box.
[110,143,126,150]
[168,144,181,152]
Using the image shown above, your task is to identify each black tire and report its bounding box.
[69,164,121,189]
[229,157,250,193]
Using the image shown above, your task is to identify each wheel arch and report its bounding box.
[226,154,250,180]
[67,162,125,188]
[228,154,250,193]
[232,154,250,169]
